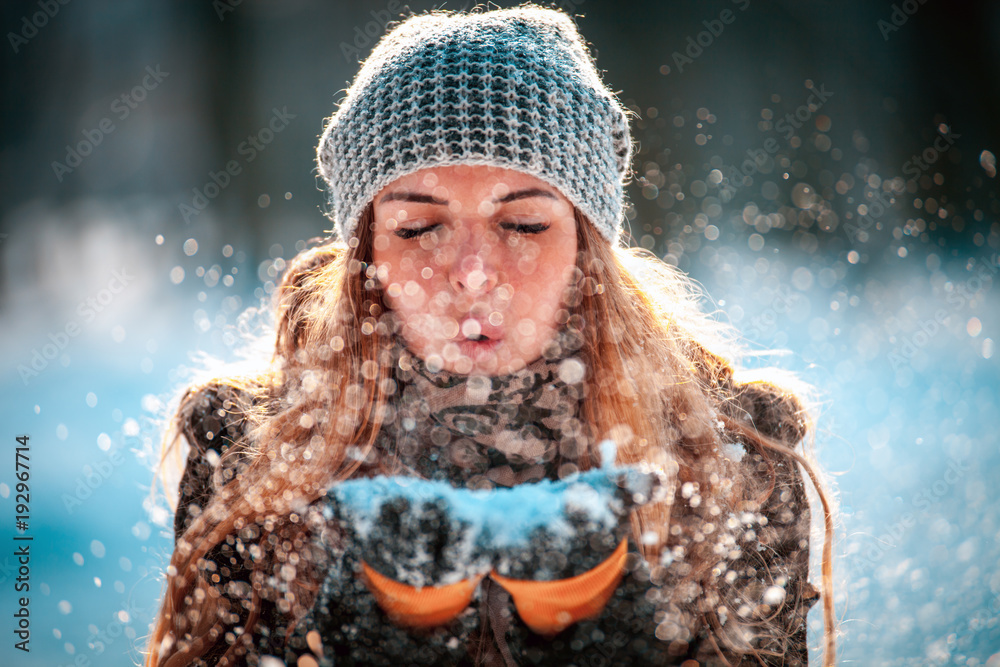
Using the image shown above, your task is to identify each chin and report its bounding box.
[440,345,531,377]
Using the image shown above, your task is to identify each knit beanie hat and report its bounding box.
[317,5,633,244]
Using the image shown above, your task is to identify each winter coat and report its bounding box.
[171,367,819,666]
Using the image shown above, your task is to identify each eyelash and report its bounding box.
[394,224,440,240]
[393,221,551,239]
[501,222,550,235]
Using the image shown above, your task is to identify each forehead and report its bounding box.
[375,165,567,203]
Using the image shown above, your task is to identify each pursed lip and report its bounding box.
[457,337,502,363]
[457,317,503,342]
[454,317,504,362]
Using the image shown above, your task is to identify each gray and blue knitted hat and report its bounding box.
[317,6,634,244]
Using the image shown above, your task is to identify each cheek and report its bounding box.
[383,269,453,318]
[509,244,574,293]
[433,245,457,268]
[386,286,426,313]
[508,248,575,332]
[380,246,448,287]
[509,289,560,334]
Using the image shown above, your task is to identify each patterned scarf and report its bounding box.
[379,331,590,490]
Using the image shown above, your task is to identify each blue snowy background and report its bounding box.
[1,1,998,665]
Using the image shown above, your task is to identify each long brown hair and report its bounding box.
[145,206,837,666]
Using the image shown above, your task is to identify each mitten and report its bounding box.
[287,448,666,666]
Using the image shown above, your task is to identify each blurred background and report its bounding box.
[1,1,998,665]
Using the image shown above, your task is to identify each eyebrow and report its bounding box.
[378,188,557,205]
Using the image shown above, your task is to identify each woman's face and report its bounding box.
[372,165,578,376]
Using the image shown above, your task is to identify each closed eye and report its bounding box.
[500,222,550,234]
[394,223,442,240]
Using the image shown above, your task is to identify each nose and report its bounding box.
[449,238,498,295]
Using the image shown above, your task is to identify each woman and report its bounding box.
[146,6,836,666]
